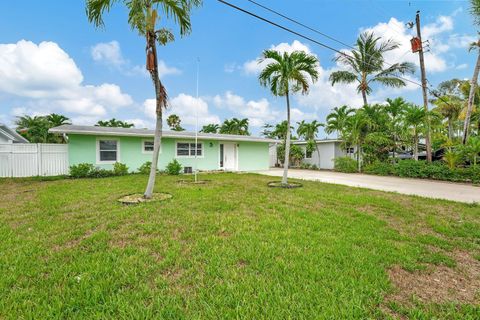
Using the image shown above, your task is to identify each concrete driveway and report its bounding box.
[255,168,480,204]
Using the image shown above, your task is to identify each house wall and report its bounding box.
[0,135,10,143]
[68,134,270,172]
[300,142,347,170]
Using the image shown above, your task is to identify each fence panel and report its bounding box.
[0,144,68,178]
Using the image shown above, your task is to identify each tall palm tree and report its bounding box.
[329,32,415,105]
[403,105,426,161]
[95,118,134,128]
[86,0,201,198]
[262,121,293,142]
[46,113,71,143]
[297,120,324,168]
[15,115,50,143]
[433,95,463,140]
[385,97,408,161]
[325,105,354,137]
[259,50,319,185]
[463,0,480,144]
[344,111,369,172]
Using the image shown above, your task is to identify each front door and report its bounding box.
[221,143,236,171]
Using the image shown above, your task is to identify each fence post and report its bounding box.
[37,143,41,176]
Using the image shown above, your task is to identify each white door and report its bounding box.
[222,143,237,171]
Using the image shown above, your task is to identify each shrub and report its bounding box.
[166,159,182,175]
[69,163,94,178]
[300,163,312,170]
[89,167,115,178]
[395,160,428,178]
[138,161,152,174]
[277,143,305,167]
[363,161,394,176]
[334,157,357,173]
[310,164,319,170]
[113,162,129,176]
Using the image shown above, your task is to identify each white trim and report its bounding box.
[96,137,120,164]
[175,140,204,158]
[218,143,223,170]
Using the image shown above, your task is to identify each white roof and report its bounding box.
[49,125,279,143]
[0,123,29,143]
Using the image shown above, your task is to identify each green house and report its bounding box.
[50,125,277,172]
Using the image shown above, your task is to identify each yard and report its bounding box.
[0,173,479,319]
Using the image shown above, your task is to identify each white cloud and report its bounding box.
[213,91,280,127]
[0,40,133,120]
[456,63,468,70]
[91,40,181,77]
[144,94,221,128]
[91,41,125,66]
[243,40,313,74]
[125,118,153,129]
[448,34,477,49]
[361,17,449,73]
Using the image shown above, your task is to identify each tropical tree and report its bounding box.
[166,114,185,131]
[465,136,480,166]
[297,120,324,167]
[463,0,480,144]
[200,123,219,133]
[96,118,134,128]
[343,111,369,172]
[329,32,415,105]
[258,50,318,184]
[325,105,354,137]
[433,95,463,140]
[219,118,250,135]
[385,97,408,161]
[15,113,71,143]
[262,121,292,142]
[403,105,427,161]
[86,0,201,198]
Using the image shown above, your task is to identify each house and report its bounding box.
[49,125,277,172]
[269,139,355,170]
[0,123,29,143]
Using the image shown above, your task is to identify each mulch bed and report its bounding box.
[267,181,303,188]
[118,193,172,205]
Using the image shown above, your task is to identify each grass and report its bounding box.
[0,173,479,319]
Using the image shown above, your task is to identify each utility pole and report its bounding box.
[415,11,432,162]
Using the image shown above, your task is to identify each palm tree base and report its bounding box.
[267,181,303,189]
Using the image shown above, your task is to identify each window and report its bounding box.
[98,139,118,163]
[346,147,355,154]
[143,140,154,153]
[176,142,203,157]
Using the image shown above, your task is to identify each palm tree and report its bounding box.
[96,118,134,128]
[15,115,50,143]
[200,123,219,133]
[403,105,426,161]
[329,32,415,105]
[325,105,354,137]
[463,0,480,144]
[258,50,319,185]
[262,121,293,142]
[466,136,480,166]
[385,97,408,161]
[166,114,185,131]
[86,0,201,198]
[297,120,324,168]
[219,118,249,135]
[344,111,369,172]
[46,113,71,143]
[433,95,463,140]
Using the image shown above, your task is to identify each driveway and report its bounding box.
[255,168,480,204]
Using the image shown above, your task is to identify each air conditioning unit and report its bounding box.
[184,166,193,174]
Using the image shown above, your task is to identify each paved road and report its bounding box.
[255,168,480,204]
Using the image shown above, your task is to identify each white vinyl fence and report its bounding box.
[0,144,69,177]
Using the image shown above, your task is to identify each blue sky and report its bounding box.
[0,0,477,136]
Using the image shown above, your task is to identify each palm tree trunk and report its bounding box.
[144,33,165,199]
[463,45,480,145]
[282,92,291,185]
[316,143,321,169]
[361,89,368,106]
[392,133,396,164]
[357,144,361,172]
[448,118,453,140]
[414,130,418,161]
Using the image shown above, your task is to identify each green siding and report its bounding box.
[68,134,270,172]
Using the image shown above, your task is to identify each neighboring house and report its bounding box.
[294,139,349,170]
[0,123,29,143]
[49,125,277,172]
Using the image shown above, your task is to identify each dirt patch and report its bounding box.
[385,251,480,307]
[52,228,96,252]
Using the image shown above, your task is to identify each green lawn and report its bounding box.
[0,173,479,319]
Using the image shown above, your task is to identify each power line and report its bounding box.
[218,0,423,88]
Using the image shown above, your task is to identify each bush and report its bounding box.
[89,167,115,178]
[395,160,428,178]
[166,159,182,175]
[300,163,312,170]
[363,161,394,176]
[334,157,357,173]
[113,162,129,176]
[69,163,94,178]
[138,161,152,174]
[277,143,305,167]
